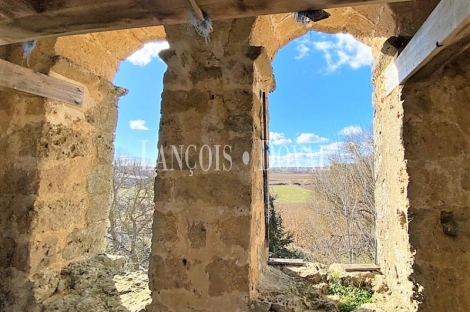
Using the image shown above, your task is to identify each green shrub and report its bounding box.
[268,195,302,259]
[328,272,373,312]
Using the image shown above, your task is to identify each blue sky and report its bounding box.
[113,32,373,167]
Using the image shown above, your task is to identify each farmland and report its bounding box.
[269,172,312,185]
[269,172,317,257]
[270,185,313,203]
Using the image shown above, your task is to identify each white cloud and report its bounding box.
[294,33,373,71]
[268,141,343,168]
[339,125,363,136]
[312,34,373,72]
[126,41,170,66]
[296,133,329,144]
[129,120,149,131]
[295,43,310,60]
[269,132,292,145]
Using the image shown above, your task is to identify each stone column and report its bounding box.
[0,41,124,311]
[375,47,470,310]
[402,49,470,311]
[148,19,273,312]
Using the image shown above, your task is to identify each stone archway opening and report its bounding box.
[267,29,376,267]
[106,39,169,273]
[4,1,470,311]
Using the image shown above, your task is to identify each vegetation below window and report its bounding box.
[328,272,373,312]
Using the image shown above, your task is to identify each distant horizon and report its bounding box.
[113,31,373,165]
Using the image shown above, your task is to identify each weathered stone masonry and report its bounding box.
[403,49,470,311]
[0,29,164,311]
[1,2,470,311]
[148,19,273,311]
[0,41,125,311]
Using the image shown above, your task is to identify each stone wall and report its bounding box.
[0,42,124,311]
[0,27,164,311]
[2,2,470,311]
[402,49,470,311]
[147,19,273,311]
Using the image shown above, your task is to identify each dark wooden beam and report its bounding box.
[0,59,84,105]
[0,0,414,45]
[0,0,36,20]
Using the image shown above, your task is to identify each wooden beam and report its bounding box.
[384,0,470,96]
[333,263,381,272]
[268,258,305,266]
[0,0,36,20]
[0,59,84,105]
[0,0,414,45]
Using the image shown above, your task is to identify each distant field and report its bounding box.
[269,172,312,185]
[270,185,313,203]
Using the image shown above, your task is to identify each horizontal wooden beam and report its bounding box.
[0,0,36,20]
[384,0,470,96]
[0,59,84,105]
[268,258,305,266]
[0,0,413,45]
[333,263,381,272]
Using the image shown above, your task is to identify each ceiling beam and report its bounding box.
[0,0,413,45]
[0,58,84,105]
[0,0,36,20]
[384,0,470,96]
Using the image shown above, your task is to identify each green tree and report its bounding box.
[268,195,301,259]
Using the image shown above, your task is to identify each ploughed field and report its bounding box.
[269,172,315,254]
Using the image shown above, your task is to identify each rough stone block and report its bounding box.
[150,255,192,292]
[217,216,251,249]
[38,124,89,160]
[34,198,84,232]
[62,221,106,261]
[187,221,207,248]
[0,164,38,195]
[205,257,249,296]
[30,235,59,272]
[86,194,110,224]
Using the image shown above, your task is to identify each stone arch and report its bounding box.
[3,0,470,310]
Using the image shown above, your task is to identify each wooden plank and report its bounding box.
[268,258,305,266]
[0,0,36,20]
[0,0,414,45]
[335,263,381,272]
[0,59,84,105]
[384,0,470,96]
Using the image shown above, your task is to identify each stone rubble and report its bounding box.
[253,263,392,312]
[41,254,150,312]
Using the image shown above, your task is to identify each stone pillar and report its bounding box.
[402,49,470,311]
[148,19,272,311]
[375,47,470,310]
[0,42,124,311]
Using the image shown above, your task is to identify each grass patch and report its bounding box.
[328,273,373,312]
[270,185,313,203]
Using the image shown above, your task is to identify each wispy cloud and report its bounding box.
[269,141,343,168]
[296,133,329,144]
[295,43,310,60]
[313,34,373,72]
[270,132,292,145]
[126,41,170,66]
[129,120,149,131]
[339,125,363,136]
[294,33,373,72]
